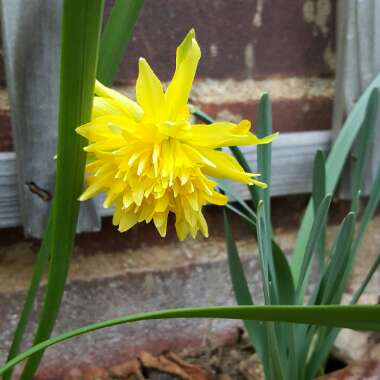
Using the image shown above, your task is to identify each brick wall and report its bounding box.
[0,0,336,152]
[110,0,336,132]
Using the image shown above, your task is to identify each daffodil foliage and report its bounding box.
[76,30,276,240]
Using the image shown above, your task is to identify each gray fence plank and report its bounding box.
[333,0,380,196]
[0,152,20,227]
[0,0,101,237]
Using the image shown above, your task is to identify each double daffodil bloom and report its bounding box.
[76,29,277,240]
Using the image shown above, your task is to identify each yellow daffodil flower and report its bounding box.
[76,29,277,240]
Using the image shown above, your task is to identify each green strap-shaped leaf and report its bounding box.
[255,96,297,379]
[312,150,326,273]
[352,145,380,258]
[257,202,272,302]
[256,93,272,219]
[97,0,144,85]
[5,1,145,377]
[309,212,355,308]
[217,180,257,222]
[325,213,356,305]
[1,305,380,377]
[2,217,52,380]
[295,195,332,300]
[312,150,326,214]
[256,95,278,299]
[301,212,356,378]
[272,244,295,305]
[292,78,380,282]
[306,252,380,380]
[350,89,379,213]
[256,202,287,380]
[229,146,261,208]
[351,254,380,304]
[225,203,256,228]
[272,242,298,380]
[194,104,292,378]
[18,2,105,380]
[192,107,260,208]
[223,210,267,363]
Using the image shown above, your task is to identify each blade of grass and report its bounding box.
[19,2,105,379]
[97,0,144,85]
[292,79,380,282]
[2,217,52,380]
[2,305,380,377]
[312,150,326,273]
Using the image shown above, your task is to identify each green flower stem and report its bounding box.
[18,2,105,379]
[2,217,52,380]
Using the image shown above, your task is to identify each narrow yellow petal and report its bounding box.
[119,211,139,232]
[153,211,169,237]
[199,148,259,184]
[251,179,268,188]
[205,191,228,206]
[136,58,165,122]
[79,172,114,201]
[165,29,201,121]
[175,219,190,241]
[112,201,122,226]
[95,80,143,121]
[178,120,276,148]
[256,131,279,144]
[92,97,124,119]
[197,211,209,238]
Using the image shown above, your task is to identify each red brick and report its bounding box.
[105,0,336,85]
[0,110,12,151]
[198,96,333,133]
